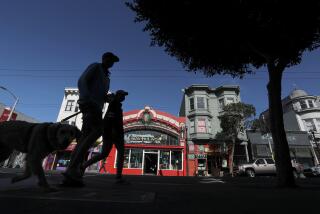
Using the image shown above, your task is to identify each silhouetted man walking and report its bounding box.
[62,52,119,187]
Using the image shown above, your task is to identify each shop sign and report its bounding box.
[195,154,207,159]
[188,154,195,159]
[125,133,167,144]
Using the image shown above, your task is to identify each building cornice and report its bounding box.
[184,84,240,95]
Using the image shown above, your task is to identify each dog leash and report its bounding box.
[60,111,82,122]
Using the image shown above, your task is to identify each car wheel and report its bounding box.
[246,169,255,178]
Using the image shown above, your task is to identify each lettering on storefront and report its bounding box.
[188,154,195,159]
[125,134,167,144]
[195,154,207,159]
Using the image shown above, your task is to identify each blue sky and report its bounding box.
[0,0,320,122]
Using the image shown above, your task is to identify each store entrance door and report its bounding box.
[144,153,158,175]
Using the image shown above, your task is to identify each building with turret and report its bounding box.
[258,89,320,167]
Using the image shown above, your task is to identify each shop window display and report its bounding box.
[171,151,182,170]
[160,150,170,169]
[129,149,143,168]
[123,149,130,168]
[55,151,71,169]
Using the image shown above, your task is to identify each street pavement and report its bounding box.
[0,168,320,214]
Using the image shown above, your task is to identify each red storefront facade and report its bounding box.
[101,106,187,176]
[44,106,188,176]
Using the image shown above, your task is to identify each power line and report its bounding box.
[0,67,319,73]
[1,74,320,80]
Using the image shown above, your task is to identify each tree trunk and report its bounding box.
[267,62,296,187]
[229,139,235,176]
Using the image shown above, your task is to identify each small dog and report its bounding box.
[0,121,81,191]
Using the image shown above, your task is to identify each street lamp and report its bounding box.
[0,86,19,121]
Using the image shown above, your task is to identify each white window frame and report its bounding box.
[303,119,317,132]
[299,99,316,110]
[208,119,212,133]
[218,98,225,110]
[225,97,235,105]
[196,96,206,109]
[307,99,316,108]
[313,118,320,133]
[189,119,195,133]
[189,97,195,111]
[196,118,207,133]
[65,100,75,111]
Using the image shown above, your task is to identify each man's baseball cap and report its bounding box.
[102,52,119,62]
[116,90,128,96]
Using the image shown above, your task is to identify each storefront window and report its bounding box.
[171,151,182,170]
[160,150,170,169]
[253,144,271,157]
[123,149,130,168]
[197,159,206,174]
[129,149,143,168]
[55,151,71,169]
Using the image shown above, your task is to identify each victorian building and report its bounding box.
[259,88,320,167]
[179,84,247,176]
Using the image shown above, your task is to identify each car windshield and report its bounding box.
[265,159,274,164]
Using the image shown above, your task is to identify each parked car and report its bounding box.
[237,158,304,178]
[310,165,320,176]
[304,164,320,177]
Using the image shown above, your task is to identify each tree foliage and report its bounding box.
[128,1,320,76]
[247,118,263,131]
[218,102,256,140]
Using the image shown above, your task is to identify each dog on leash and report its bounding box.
[0,121,81,191]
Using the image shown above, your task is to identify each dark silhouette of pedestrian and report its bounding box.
[81,90,129,184]
[61,52,119,187]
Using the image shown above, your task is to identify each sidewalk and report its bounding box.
[1,169,320,214]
